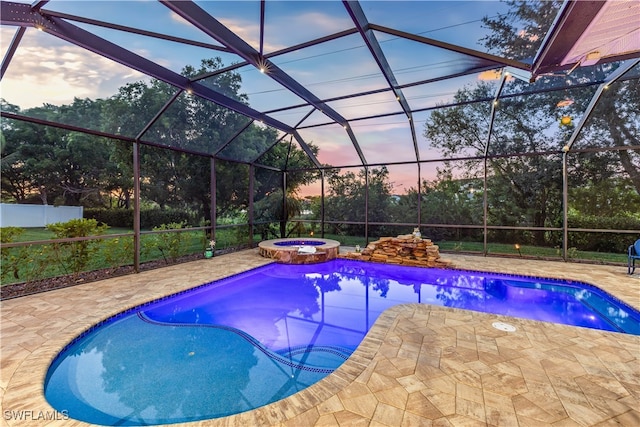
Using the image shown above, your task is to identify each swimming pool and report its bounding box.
[45,259,640,425]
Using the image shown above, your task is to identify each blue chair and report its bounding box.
[628,239,640,274]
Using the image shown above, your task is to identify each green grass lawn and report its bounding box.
[13,227,133,242]
[318,234,628,263]
[1,227,628,287]
[435,240,628,263]
[2,227,205,286]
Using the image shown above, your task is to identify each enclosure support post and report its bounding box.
[321,169,325,238]
[365,166,369,245]
[282,171,287,238]
[562,150,568,261]
[133,141,141,272]
[249,164,255,247]
[483,75,506,256]
[210,157,216,242]
[482,157,488,255]
[417,162,422,227]
[559,59,639,262]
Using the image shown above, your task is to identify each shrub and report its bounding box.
[84,208,200,229]
[0,227,26,281]
[46,218,109,277]
[84,208,134,228]
[568,213,640,253]
[150,222,187,263]
[102,236,134,270]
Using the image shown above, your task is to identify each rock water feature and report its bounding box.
[341,234,453,268]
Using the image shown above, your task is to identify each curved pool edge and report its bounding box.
[3,252,640,427]
[11,306,640,427]
[208,303,640,427]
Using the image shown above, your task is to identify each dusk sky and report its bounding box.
[1,0,515,194]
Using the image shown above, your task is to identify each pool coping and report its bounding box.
[1,251,639,426]
[258,238,341,264]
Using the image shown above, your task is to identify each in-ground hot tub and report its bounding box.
[258,238,340,264]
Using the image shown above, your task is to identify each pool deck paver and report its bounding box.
[1,250,639,426]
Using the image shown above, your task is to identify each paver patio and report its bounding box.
[1,250,639,426]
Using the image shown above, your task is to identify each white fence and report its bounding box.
[0,204,83,228]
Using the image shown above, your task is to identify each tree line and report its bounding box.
[2,0,638,251]
[1,57,318,225]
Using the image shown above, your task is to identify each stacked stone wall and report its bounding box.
[340,235,452,268]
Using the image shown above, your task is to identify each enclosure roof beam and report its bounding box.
[249,108,316,165]
[0,110,234,160]
[343,1,420,163]
[135,89,183,141]
[159,0,366,167]
[259,0,265,56]
[0,1,295,135]
[250,133,290,167]
[42,9,232,53]
[370,24,532,71]
[30,0,47,11]
[191,28,358,83]
[0,26,25,80]
[564,58,640,152]
[291,131,322,169]
[484,74,508,157]
[212,120,254,157]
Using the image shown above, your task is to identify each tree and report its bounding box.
[1,98,123,206]
[482,0,640,196]
[481,0,560,61]
[569,178,640,219]
[103,58,319,224]
[1,101,31,202]
[3,54,321,218]
[104,69,222,217]
[424,82,563,245]
[253,188,303,239]
[325,166,393,236]
[250,138,321,238]
[422,0,639,246]
[567,78,640,197]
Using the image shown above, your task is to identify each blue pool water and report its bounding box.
[45,260,640,425]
